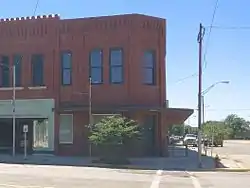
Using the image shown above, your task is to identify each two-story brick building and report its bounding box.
[0,13,193,157]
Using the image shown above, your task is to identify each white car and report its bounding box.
[183,134,198,147]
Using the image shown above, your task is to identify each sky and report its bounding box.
[1,0,250,126]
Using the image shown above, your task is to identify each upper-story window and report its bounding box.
[31,54,44,86]
[61,52,72,85]
[13,54,22,87]
[143,50,156,85]
[1,56,10,87]
[109,48,123,84]
[89,49,103,84]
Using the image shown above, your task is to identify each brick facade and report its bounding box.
[0,14,192,157]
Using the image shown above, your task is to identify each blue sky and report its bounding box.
[1,0,250,126]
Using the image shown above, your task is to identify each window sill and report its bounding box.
[0,87,24,91]
[91,82,103,85]
[28,86,47,90]
[59,142,73,145]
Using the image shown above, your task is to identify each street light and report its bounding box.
[0,62,16,156]
[74,77,92,157]
[198,80,229,162]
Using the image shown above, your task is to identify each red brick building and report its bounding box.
[0,14,193,157]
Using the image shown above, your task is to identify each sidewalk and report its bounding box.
[0,154,93,166]
[130,155,215,171]
[205,149,250,169]
[0,153,215,171]
[220,154,250,169]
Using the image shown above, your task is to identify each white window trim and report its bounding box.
[28,86,47,90]
[59,114,74,144]
[0,87,24,91]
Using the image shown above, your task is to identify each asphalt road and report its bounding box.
[210,140,250,168]
[0,163,250,188]
[213,140,250,155]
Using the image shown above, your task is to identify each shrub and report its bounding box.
[88,115,142,164]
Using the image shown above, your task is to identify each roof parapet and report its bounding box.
[0,14,60,22]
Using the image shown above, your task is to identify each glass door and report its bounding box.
[33,119,49,150]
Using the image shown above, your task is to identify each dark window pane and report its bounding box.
[111,66,123,83]
[13,55,22,87]
[110,49,123,66]
[1,56,10,87]
[62,69,71,85]
[91,67,102,84]
[32,54,44,86]
[90,50,102,67]
[61,52,72,85]
[61,52,72,69]
[143,68,154,84]
[143,51,155,67]
[2,70,9,87]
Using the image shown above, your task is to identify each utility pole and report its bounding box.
[12,65,16,157]
[89,77,92,158]
[197,23,205,168]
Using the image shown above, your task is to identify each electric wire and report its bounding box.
[33,0,40,16]
[209,25,250,30]
[174,0,219,84]
[203,0,219,69]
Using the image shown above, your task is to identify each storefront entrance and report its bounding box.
[0,118,49,154]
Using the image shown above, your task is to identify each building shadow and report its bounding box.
[0,145,228,172]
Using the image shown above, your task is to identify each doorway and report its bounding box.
[143,115,157,156]
[0,118,48,154]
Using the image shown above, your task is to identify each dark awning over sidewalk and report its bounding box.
[59,102,193,124]
[163,108,194,125]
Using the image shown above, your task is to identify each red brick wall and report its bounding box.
[0,14,167,156]
[0,14,166,107]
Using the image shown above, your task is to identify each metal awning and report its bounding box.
[59,102,194,124]
[163,108,194,124]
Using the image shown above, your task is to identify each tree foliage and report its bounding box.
[202,121,232,139]
[224,114,250,138]
[169,124,198,136]
[169,114,250,139]
[88,115,142,146]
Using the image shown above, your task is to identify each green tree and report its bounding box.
[88,115,142,164]
[224,114,250,138]
[202,121,232,139]
[169,124,198,136]
[185,125,198,135]
[169,124,184,136]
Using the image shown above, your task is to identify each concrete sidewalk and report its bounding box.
[219,154,250,169]
[0,154,215,171]
[130,156,215,171]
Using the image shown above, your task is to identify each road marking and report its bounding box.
[0,183,54,188]
[150,169,163,188]
[187,172,202,188]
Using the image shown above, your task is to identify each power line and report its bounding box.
[174,73,198,84]
[206,108,250,112]
[173,0,220,84]
[203,0,219,69]
[33,0,40,16]
[209,25,250,30]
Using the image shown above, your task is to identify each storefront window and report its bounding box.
[33,119,49,149]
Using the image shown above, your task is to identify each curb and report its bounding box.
[89,164,152,170]
[214,168,250,172]
[90,164,250,172]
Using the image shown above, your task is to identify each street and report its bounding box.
[211,140,250,168]
[213,140,250,155]
[0,163,249,188]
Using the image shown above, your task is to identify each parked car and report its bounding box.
[183,134,198,147]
